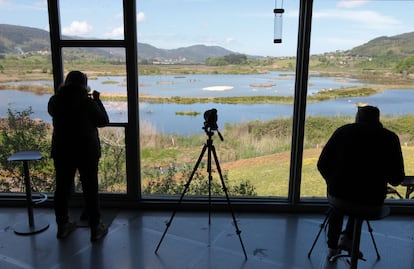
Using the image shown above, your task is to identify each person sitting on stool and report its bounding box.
[317,105,405,260]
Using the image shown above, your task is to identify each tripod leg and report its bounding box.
[155,144,208,254]
[207,142,212,225]
[366,220,381,260]
[308,208,331,258]
[211,145,248,260]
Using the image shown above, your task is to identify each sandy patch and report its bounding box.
[202,86,234,91]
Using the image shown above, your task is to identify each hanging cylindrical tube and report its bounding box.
[273,0,284,43]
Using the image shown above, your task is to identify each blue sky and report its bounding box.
[0,0,413,56]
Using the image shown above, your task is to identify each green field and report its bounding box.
[220,147,414,197]
[139,115,414,197]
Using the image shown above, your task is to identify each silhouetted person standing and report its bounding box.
[317,105,405,259]
[48,71,109,241]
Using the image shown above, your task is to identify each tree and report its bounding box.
[97,128,127,192]
[206,54,248,66]
[205,57,227,66]
[142,163,257,196]
[396,54,414,74]
[223,54,247,65]
[0,107,54,192]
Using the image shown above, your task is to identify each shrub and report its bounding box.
[0,107,54,192]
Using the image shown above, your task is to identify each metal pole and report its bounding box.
[288,0,314,203]
[22,161,34,227]
[123,0,141,200]
[47,0,64,91]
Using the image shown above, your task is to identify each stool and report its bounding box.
[307,207,381,261]
[322,196,389,269]
[8,150,49,235]
[401,176,414,199]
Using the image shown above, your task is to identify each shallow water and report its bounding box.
[1,73,413,135]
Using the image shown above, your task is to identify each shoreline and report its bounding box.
[0,83,412,105]
[0,70,413,106]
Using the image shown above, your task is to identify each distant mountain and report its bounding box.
[0,24,50,53]
[347,32,414,59]
[137,43,236,63]
[2,24,414,63]
[0,24,236,63]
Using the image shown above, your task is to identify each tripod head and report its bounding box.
[202,108,224,141]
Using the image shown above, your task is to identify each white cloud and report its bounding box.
[62,21,93,35]
[224,37,235,44]
[104,26,124,38]
[314,9,402,31]
[337,0,370,8]
[137,12,145,22]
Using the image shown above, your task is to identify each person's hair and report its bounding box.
[64,70,88,88]
[355,105,380,123]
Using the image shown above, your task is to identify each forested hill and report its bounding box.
[0,24,50,53]
[1,23,414,63]
[137,43,237,63]
[0,24,236,63]
[347,32,414,59]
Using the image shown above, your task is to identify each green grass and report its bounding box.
[98,86,381,104]
[101,80,119,84]
[141,114,414,197]
[175,111,200,116]
[226,161,290,197]
[223,146,414,197]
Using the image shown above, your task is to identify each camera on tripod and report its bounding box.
[155,109,245,259]
[203,108,218,131]
[203,108,223,141]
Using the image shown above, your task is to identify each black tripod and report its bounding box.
[154,127,248,260]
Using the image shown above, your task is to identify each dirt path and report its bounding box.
[221,148,321,170]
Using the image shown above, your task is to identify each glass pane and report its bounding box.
[59,0,124,40]
[73,127,126,193]
[0,1,53,194]
[301,1,414,200]
[139,1,299,199]
[62,47,127,123]
[62,47,127,193]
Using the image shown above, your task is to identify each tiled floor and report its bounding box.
[0,207,413,269]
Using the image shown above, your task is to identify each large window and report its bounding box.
[58,0,130,194]
[0,2,52,194]
[301,0,414,201]
[137,0,301,199]
[0,1,130,195]
[1,1,413,207]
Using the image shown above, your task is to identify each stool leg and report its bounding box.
[366,221,381,260]
[308,208,331,258]
[23,161,35,227]
[350,218,363,269]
